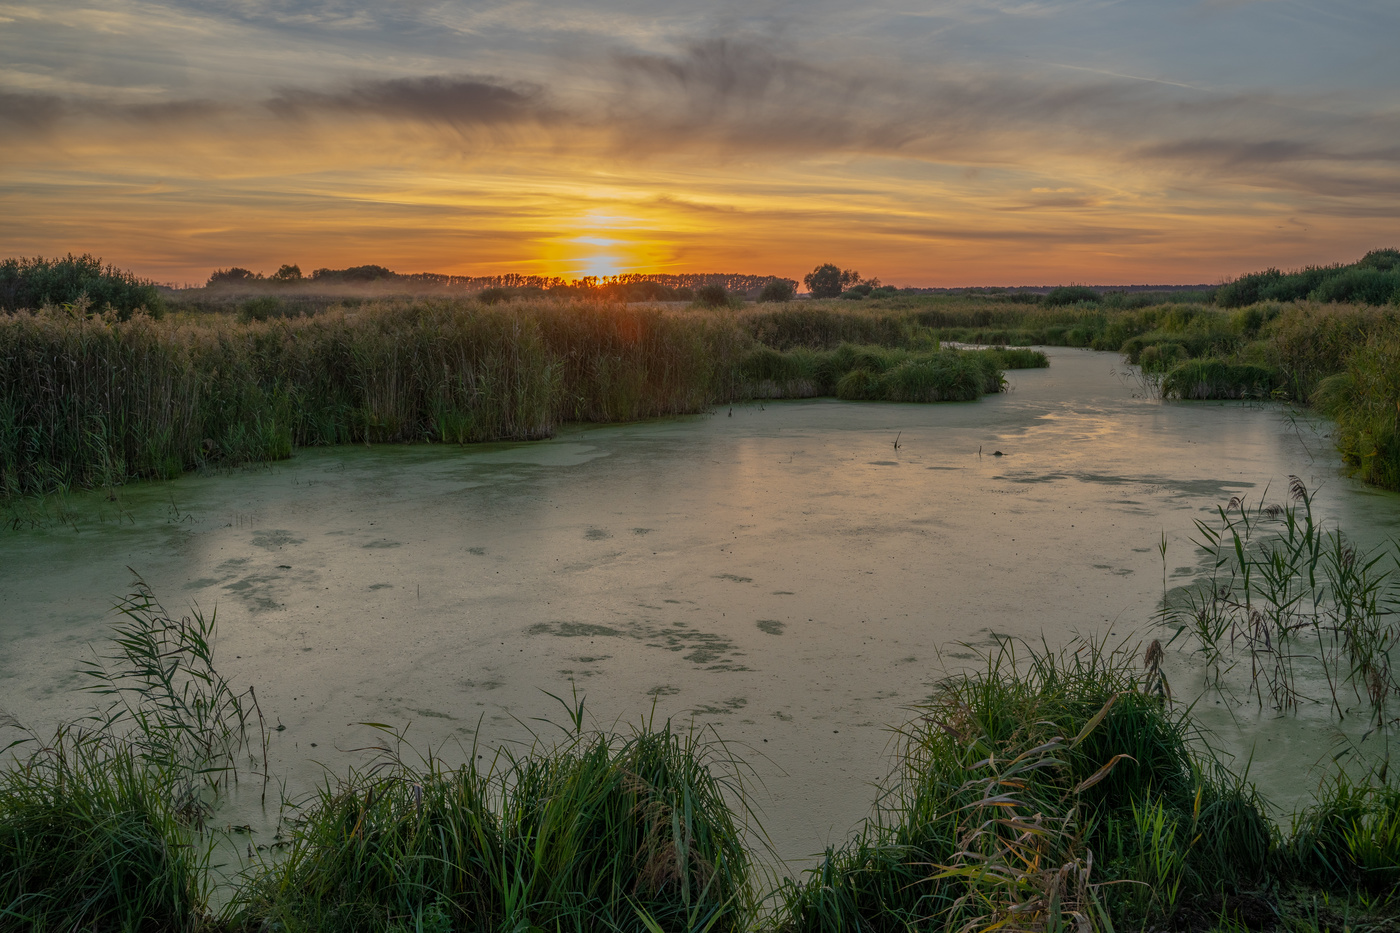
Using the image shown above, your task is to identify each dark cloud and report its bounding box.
[0,92,68,131]
[265,75,551,127]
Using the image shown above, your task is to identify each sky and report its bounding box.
[1,0,1398,286]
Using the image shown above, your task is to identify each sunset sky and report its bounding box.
[2,1,1397,286]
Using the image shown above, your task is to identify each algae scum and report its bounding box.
[3,346,1399,874]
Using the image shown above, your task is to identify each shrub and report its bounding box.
[1314,327,1400,490]
[0,254,164,318]
[695,283,732,308]
[756,279,796,303]
[1044,285,1100,307]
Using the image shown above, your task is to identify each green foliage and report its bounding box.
[0,732,209,933]
[1314,328,1400,490]
[1044,285,1100,307]
[756,279,796,303]
[803,264,843,299]
[1217,250,1400,308]
[0,254,164,319]
[235,722,757,933]
[738,343,1030,402]
[1160,358,1279,400]
[1289,768,1400,896]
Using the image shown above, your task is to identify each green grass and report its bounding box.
[0,731,210,932]
[1160,358,1280,400]
[1288,767,1400,897]
[232,718,758,933]
[778,636,1272,933]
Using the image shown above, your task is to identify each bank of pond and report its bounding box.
[3,291,1400,508]
[3,612,1398,933]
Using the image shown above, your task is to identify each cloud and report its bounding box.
[264,74,552,127]
[0,91,68,130]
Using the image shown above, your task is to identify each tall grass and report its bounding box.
[737,343,1043,402]
[233,719,758,933]
[0,576,259,931]
[0,729,211,932]
[1161,476,1400,723]
[2,301,1021,499]
[779,637,1271,932]
[1288,766,1400,897]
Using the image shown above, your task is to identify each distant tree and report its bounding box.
[1044,285,1100,307]
[804,264,843,298]
[696,283,732,308]
[477,287,510,305]
[207,267,262,287]
[757,279,796,303]
[839,269,866,288]
[270,263,303,284]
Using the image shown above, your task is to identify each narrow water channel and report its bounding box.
[3,346,1398,874]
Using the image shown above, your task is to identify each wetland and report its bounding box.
[5,346,1396,868]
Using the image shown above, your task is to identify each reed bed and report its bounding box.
[736,344,1045,403]
[2,301,1025,500]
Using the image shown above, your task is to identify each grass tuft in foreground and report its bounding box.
[233,718,759,933]
[779,636,1272,932]
[0,728,211,932]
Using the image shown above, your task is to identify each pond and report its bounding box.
[3,345,1398,875]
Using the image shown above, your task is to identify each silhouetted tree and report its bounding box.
[207,267,262,286]
[804,264,843,298]
[270,263,303,284]
[757,279,796,303]
[696,283,732,307]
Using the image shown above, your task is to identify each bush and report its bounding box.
[1044,285,1100,307]
[1314,327,1400,490]
[0,254,164,319]
[756,279,796,303]
[696,283,732,308]
[1309,267,1400,306]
